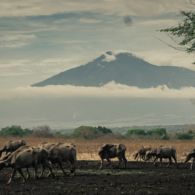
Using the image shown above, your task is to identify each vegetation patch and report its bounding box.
[72,126,113,139]
[126,128,169,140]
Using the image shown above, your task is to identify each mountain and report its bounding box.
[32,51,195,88]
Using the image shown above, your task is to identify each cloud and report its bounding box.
[138,19,178,27]
[2,82,195,100]
[79,18,101,24]
[134,50,195,71]
[0,0,193,18]
[0,34,36,48]
[0,57,83,78]
[122,0,193,16]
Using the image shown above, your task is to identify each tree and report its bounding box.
[161,11,195,55]
[0,125,32,137]
[32,125,52,137]
[72,126,113,139]
[126,129,146,138]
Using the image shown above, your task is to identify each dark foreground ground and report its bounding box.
[0,161,195,195]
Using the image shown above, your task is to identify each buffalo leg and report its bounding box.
[170,155,178,168]
[123,158,127,168]
[0,150,3,159]
[168,157,172,167]
[18,168,26,183]
[26,168,31,179]
[58,161,66,176]
[118,157,122,168]
[39,164,45,177]
[34,165,38,179]
[99,159,104,169]
[69,160,75,174]
[48,165,55,178]
[106,158,113,169]
[44,161,55,178]
[191,158,195,170]
[159,157,163,167]
[153,156,158,166]
[172,155,177,166]
[7,168,16,185]
[122,155,128,168]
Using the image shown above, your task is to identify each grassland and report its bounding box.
[0,136,194,161]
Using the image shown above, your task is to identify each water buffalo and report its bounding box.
[134,146,151,161]
[98,144,127,169]
[145,148,158,161]
[0,140,26,157]
[184,149,195,170]
[43,143,77,176]
[39,142,60,150]
[145,147,177,166]
[0,145,54,184]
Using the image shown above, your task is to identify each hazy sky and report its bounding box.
[1,1,195,128]
[1,0,195,90]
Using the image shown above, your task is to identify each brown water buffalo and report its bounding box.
[0,145,54,184]
[43,143,77,175]
[98,144,127,169]
[0,140,26,157]
[134,146,151,161]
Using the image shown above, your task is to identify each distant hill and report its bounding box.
[32,51,195,88]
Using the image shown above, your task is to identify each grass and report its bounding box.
[0,136,194,161]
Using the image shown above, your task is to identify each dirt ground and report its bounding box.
[0,161,195,195]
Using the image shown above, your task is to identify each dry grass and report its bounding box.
[0,136,194,161]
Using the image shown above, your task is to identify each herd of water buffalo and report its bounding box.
[0,139,194,185]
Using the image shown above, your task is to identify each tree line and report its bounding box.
[0,125,195,140]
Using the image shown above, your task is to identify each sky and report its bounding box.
[1,0,195,128]
[1,0,195,89]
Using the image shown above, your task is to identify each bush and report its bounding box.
[0,125,32,137]
[160,134,169,140]
[97,126,112,134]
[126,129,146,137]
[72,126,113,139]
[147,128,166,136]
[32,125,53,137]
[126,128,169,139]
[53,131,63,137]
[147,128,168,139]
[176,133,193,140]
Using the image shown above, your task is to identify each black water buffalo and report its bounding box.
[145,147,177,166]
[185,149,195,170]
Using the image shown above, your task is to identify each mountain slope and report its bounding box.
[32,51,195,88]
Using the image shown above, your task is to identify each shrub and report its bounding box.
[147,128,166,136]
[32,125,53,137]
[126,128,169,139]
[72,126,113,139]
[0,125,32,137]
[126,129,146,138]
[147,128,168,139]
[160,134,169,140]
[176,133,193,140]
[97,126,112,134]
